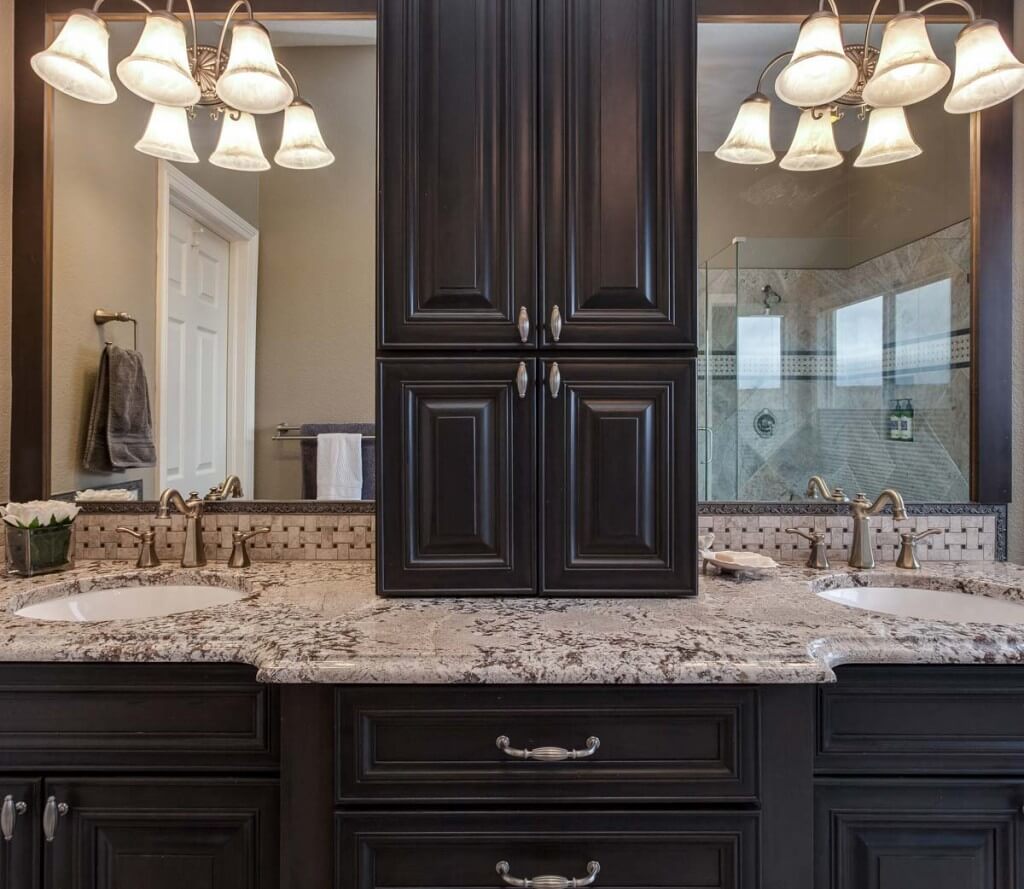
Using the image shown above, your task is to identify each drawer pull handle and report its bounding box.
[496,735,600,762]
[42,797,68,843]
[516,362,529,399]
[1,796,27,841]
[549,305,563,342]
[496,860,600,889]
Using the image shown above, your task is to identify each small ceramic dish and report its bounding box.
[699,548,779,577]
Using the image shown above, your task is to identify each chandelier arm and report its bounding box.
[214,0,256,79]
[817,0,841,14]
[915,0,976,18]
[755,51,793,93]
[276,61,300,98]
[90,0,155,15]
[163,0,200,74]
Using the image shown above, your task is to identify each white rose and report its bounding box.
[1,500,81,528]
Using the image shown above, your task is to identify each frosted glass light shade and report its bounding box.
[944,18,1024,113]
[775,12,859,108]
[274,100,335,169]
[780,107,843,172]
[135,104,198,163]
[31,10,116,104]
[215,20,293,114]
[116,12,200,107]
[854,106,922,168]
[209,111,270,171]
[861,12,950,108]
[714,93,774,165]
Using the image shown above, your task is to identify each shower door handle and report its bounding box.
[698,426,713,466]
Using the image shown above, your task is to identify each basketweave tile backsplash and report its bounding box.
[698,513,1001,563]
[64,506,1006,565]
[73,512,375,563]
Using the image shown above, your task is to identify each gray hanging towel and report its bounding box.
[83,345,157,471]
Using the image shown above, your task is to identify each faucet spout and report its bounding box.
[805,475,849,503]
[155,488,206,567]
[205,474,244,501]
[846,487,907,569]
[866,488,907,520]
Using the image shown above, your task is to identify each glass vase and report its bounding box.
[5,523,75,577]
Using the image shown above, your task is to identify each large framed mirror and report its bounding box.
[13,0,376,506]
[695,0,1013,507]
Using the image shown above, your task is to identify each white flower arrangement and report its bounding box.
[1,500,81,529]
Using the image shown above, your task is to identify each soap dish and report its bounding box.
[700,549,779,577]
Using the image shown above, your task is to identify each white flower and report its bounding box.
[1,500,81,529]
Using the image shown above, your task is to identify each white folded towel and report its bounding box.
[316,433,363,501]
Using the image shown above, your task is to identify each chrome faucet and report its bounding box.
[805,475,850,503]
[156,489,207,568]
[205,474,243,501]
[847,489,907,570]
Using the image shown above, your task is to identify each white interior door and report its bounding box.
[161,203,230,496]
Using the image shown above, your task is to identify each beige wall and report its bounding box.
[0,0,12,501]
[252,45,376,500]
[49,26,258,498]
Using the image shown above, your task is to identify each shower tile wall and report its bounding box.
[699,220,970,502]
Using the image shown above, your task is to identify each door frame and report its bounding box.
[156,161,260,496]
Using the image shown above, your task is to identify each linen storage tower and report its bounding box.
[376,0,698,596]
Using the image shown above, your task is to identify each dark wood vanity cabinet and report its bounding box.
[377,359,537,596]
[815,781,1022,889]
[377,0,697,594]
[0,665,279,889]
[378,0,695,351]
[378,0,537,349]
[538,0,695,349]
[378,358,696,596]
[540,359,695,596]
[0,778,41,889]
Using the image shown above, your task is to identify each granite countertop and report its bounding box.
[1,559,1023,684]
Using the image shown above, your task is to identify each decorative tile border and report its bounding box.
[78,499,376,515]
[23,502,1007,567]
[72,512,375,562]
[698,503,1006,563]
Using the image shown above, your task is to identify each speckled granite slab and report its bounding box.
[1,560,1023,684]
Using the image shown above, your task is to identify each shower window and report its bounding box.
[737,316,781,390]
[834,296,883,388]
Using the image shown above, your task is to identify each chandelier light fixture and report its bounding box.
[715,0,1024,171]
[31,0,335,171]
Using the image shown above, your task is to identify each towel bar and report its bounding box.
[94,309,138,351]
[273,423,375,442]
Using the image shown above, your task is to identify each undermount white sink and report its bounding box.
[14,584,250,623]
[818,586,1024,624]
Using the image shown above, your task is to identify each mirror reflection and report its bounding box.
[47,16,376,503]
[698,20,971,503]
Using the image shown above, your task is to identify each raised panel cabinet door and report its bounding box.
[815,781,1023,889]
[379,0,537,348]
[0,779,40,889]
[540,0,695,348]
[540,359,696,596]
[43,779,278,889]
[378,359,536,595]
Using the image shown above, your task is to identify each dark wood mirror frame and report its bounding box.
[11,0,1013,506]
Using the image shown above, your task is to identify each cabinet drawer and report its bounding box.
[337,811,758,889]
[817,666,1024,774]
[0,664,277,770]
[336,686,758,803]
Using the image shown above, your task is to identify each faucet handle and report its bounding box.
[228,528,270,569]
[896,528,941,570]
[116,527,160,569]
[785,528,830,570]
